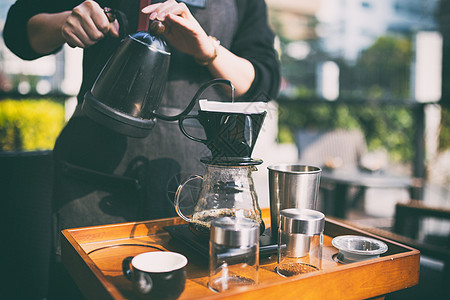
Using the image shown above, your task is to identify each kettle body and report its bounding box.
[82,31,171,138]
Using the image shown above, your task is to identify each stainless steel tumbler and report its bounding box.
[267,165,321,239]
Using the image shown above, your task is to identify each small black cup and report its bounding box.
[122,251,188,300]
[179,110,267,160]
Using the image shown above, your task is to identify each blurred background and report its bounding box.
[1,0,450,299]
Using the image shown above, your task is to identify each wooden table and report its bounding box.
[62,209,419,300]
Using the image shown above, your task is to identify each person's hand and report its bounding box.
[61,0,119,48]
[142,0,255,97]
[141,0,216,62]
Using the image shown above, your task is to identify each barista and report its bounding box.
[3,0,280,298]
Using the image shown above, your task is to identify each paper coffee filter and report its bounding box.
[199,99,267,113]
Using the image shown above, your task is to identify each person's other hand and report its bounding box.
[141,0,216,62]
[62,0,119,48]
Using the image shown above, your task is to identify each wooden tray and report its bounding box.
[61,209,420,300]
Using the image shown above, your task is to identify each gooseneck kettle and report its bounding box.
[82,16,233,138]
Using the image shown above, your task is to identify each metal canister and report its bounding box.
[277,209,324,277]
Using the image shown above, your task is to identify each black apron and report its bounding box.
[52,0,238,256]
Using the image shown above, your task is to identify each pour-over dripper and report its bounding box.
[178,105,267,162]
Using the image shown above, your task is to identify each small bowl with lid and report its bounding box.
[332,235,388,264]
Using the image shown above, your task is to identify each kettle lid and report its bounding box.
[130,31,170,54]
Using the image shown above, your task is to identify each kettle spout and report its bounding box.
[152,78,235,122]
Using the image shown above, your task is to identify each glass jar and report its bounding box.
[208,217,259,292]
[276,209,324,277]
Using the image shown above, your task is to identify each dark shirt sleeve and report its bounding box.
[233,0,281,101]
[3,0,83,60]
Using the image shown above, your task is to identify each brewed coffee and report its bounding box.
[188,208,265,239]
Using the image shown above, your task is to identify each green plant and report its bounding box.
[440,106,450,151]
[0,99,65,151]
[277,101,415,164]
[354,36,412,99]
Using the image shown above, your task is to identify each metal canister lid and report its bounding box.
[280,208,325,235]
[210,217,259,247]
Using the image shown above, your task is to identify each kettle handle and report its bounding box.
[152,78,235,121]
[174,175,203,223]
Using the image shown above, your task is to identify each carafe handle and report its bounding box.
[174,175,203,223]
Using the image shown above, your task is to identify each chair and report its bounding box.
[294,129,370,215]
[295,128,368,170]
[394,201,450,281]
